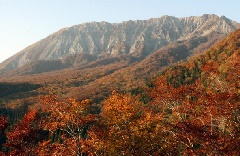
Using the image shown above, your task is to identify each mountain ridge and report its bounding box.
[0,14,239,72]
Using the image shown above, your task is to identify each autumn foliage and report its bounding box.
[36,94,97,156]
[0,29,239,155]
[85,91,169,155]
[4,110,45,156]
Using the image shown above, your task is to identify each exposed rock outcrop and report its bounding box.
[0,14,239,71]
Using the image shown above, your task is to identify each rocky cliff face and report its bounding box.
[0,14,239,71]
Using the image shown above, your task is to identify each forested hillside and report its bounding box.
[0,28,239,155]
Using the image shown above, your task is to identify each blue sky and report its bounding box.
[0,0,240,63]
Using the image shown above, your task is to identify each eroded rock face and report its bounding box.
[1,14,239,70]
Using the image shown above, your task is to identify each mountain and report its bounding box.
[64,31,225,100]
[0,14,239,108]
[0,21,239,156]
[0,14,239,72]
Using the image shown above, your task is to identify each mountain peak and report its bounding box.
[0,14,239,72]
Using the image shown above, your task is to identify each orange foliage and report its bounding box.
[39,94,97,156]
[85,91,177,155]
[4,110,41,155]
